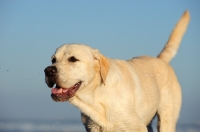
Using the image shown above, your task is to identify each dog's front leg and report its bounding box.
[81,113,103,132]
[70,97,110,130]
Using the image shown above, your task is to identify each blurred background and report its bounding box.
[0,1,199,132]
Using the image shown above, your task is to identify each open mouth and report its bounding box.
[51,81,82,102]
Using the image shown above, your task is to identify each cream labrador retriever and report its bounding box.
[44,11,190,132]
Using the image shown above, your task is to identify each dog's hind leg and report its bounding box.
[157,81,181,132]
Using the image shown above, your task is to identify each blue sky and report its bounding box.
[0,0,200,125]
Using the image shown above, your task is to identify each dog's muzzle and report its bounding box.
[44,66,82,102]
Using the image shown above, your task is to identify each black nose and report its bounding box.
[44,66,57,77]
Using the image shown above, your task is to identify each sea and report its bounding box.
[0,119,199,132]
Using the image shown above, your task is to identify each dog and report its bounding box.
[44,11,190,132]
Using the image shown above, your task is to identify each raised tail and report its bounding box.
[157,10,190,63]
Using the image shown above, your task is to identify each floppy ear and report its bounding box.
[93,50,110,84]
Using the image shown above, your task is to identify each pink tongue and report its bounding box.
[51,88,69,94]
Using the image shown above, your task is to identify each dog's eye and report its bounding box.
[68,56,79,62]
[52,57,56,64]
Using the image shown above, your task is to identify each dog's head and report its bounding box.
[44,44,110,102]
